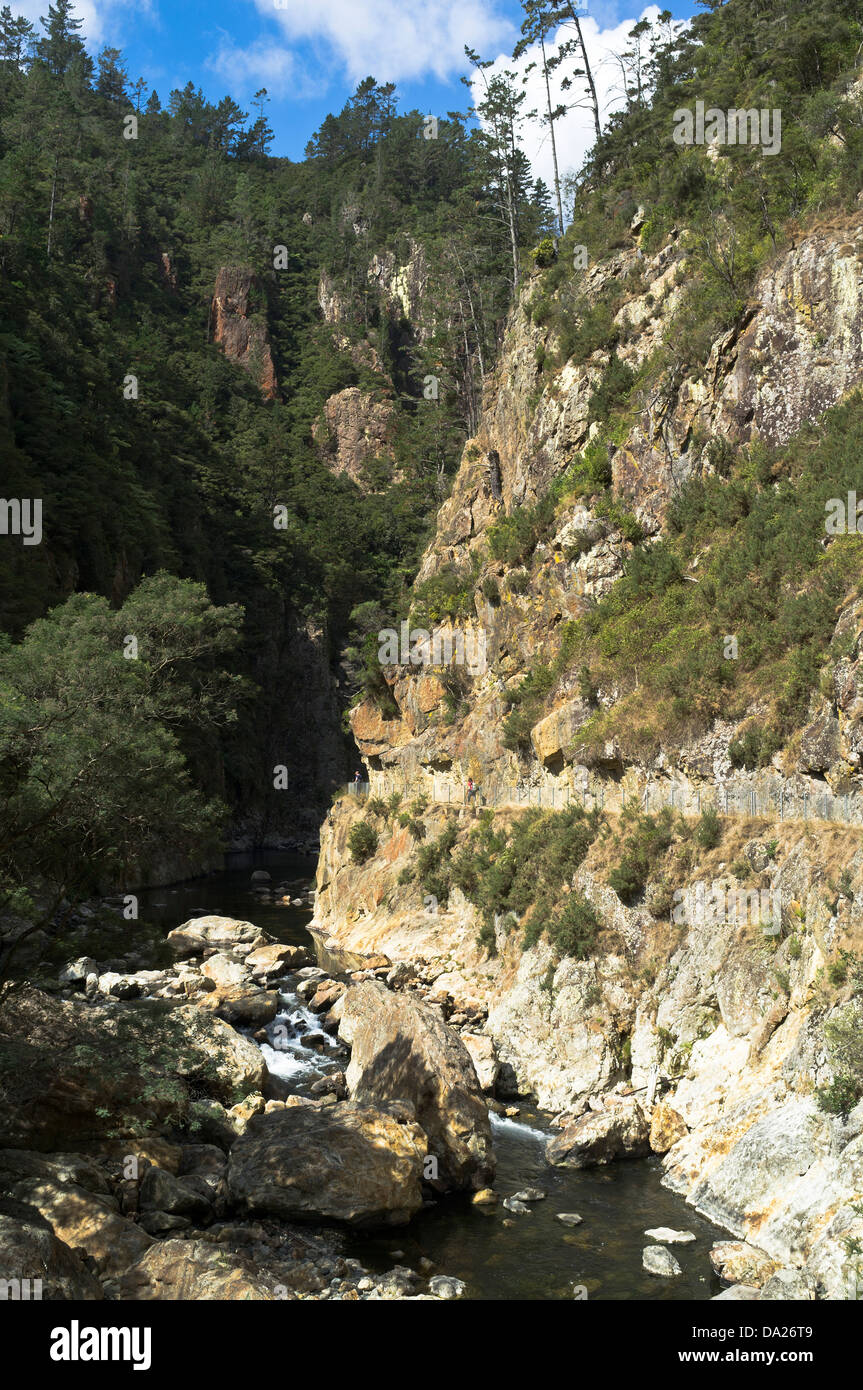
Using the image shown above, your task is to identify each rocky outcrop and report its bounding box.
[115,1237,277,1300]
[313,386,397,491]
[547,1095,650,1168]
[339,980,494,1190]
[0,1150,153,1277]
[0,1200,104,1300]
[210,266,277,399]
[227,1101,427,1225]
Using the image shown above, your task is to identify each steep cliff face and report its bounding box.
[311,213,863,1297]
[346,213,863,802]
[312,386,397,491]
[211,266,278,400]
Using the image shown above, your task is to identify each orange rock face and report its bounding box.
[350,698,409,757]
[211,266,278,400]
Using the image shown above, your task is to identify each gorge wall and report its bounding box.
[311,208,863,1300]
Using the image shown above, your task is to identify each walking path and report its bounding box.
[343,772,863,828]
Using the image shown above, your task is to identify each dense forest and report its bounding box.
[0,0,557,934]
[2,0,863,951]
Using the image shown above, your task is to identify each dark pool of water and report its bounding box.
[139,855,727,1300]
[137,850,318,946]
[346,1111,726,1301]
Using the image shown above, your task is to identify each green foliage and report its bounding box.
[817,1000,863,1116]
[694,805,722,850]
[607,807,676,903]
[587,352,636,425]
[0,574,243,973]
[531,237,557,268]
[410,561,478,626]
[564,394,863,757]
[347,820,379,864]
[444,803,602,957]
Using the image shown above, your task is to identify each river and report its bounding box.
[140,851,727,1301]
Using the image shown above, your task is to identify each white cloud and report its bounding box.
[205,36,322,100]
[476,6,679,206]
[256,0,516,84]
[14,0,156,50]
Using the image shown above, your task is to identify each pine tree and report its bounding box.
[0,6,36,70]
[96,46,127,105]
[38,0,86,77]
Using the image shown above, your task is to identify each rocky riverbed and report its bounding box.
[0,863,782,1302]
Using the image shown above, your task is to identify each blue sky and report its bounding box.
[18,0,700,171]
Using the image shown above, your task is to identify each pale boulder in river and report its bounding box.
[339,980,495,1190]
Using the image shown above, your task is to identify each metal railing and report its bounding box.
[341,775,863,827]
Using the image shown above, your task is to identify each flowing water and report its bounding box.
[139,852,727,1301]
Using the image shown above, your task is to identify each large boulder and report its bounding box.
[246,943,313,979]
[169,1004,268,1101]
[339,981,495,1189]
[710,1241,779,1287]
[0,1199,104,1300]
[196,987,278,1028]
[649,1101,688,1154]
[115,1238,276,1300]
[228,1101,427,1225]
[461,1033,499,1093]
[166,915,262,958]
[139,1166,214,1221]
[547,1095,650,1168]
[0,1150,152,1278]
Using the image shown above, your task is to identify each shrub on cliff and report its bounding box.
[348,821,379,864]
[607,807,676,903]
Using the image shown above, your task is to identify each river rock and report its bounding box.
[197,987,278,1028]
[709,1240,778,1286]
[246,943,313,978]
[461,1032,500,1093]
[310,980,346,1013]
[759,1268,816,1300]
[712,1284,761,1300]
[199,952,250,990]
[0,1152,153,1278]
[643,1245,682,1276]
[139,1166,214,1220]
[557,1212,583,1226]
[649,1101,688,1153]
[428,1275,466,1299]
[58,957,98,989]
[166,915,262,957]
[502,1196,531,1214]
[645,1227,696,1244]
[339,980,495,1190]
[115,1237,277,1300]
[97,971,141,999]
[227,1101,428,1224]
[547,1096,650,1168]
[0,1199,104,1300]
[386,961,417,989]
